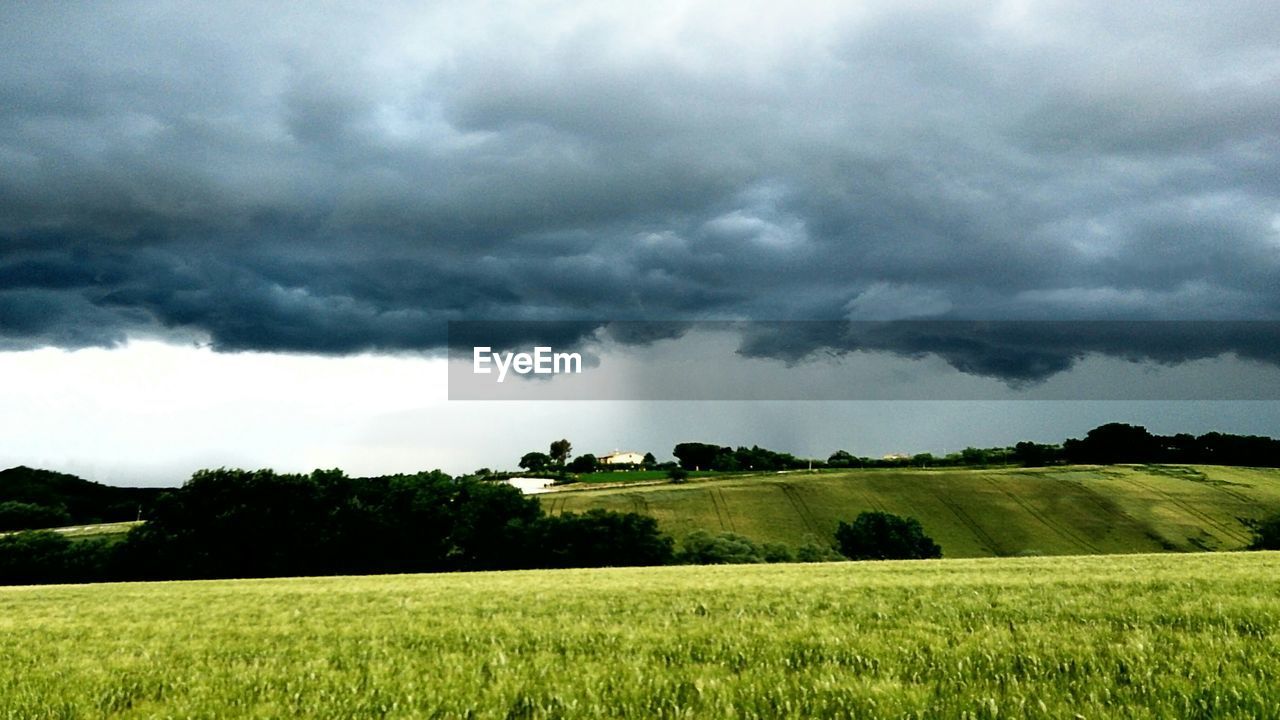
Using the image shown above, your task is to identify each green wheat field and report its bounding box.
[544,465,1280,556]
[3,552,1278,719]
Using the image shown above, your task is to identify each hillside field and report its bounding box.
[0,520,141,541]
[2,552,1279,718]
[571,469,722,483]
[541,465,1280,556]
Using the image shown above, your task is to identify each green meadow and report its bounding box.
[543,464,1280,556]
[2,552,1279,718]
[570,469,721,484]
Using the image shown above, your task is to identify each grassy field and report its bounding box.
[542,464,1280,556]
[570,469,722,484]
[1,552,1278,718]
[0,520,140,541]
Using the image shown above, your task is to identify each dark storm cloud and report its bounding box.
[2,2,1279,378]
[733,321,1280,385]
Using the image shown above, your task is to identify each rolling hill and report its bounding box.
[0,466,163,530]
[541,464,1280,557]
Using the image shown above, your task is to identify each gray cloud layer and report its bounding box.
[3,2,1279,363]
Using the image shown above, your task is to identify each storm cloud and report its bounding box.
[3,1,1279,369]
[731,320,1280,386]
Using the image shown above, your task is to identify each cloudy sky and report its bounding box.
[2,2,1279,484]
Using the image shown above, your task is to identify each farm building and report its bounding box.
[600,450,646,465]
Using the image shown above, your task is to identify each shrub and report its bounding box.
[795,541,844,562]
[835,511,942,560]
[531,510,674,568]
[678,531,764,564]
[1249,513,1280,551]
[760,542,794,563]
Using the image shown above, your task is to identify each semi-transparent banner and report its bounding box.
[447,320,1280,400]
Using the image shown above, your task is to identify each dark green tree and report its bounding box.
[732,445,801,471]
[1013,441,1061,467]
[519,452,551,473]
[827,450,859,468]
[0,501,72,531]
[550,439,573,470]
[959,447,989,466]
[673,442,731,470]
[1249,513,1280,551]
[532,510,674,568]
[677,531,765,564]
[835,511,942,561]
[1062,423,1158,464]
[120,468,464,579]
[567,454,598,474]
[447,480,543,570]
[0,531,115,585]
[795,541,843,562]
[0,466,161,525]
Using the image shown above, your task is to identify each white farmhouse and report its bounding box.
[599,450,646,466]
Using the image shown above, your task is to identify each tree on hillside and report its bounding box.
[732,445,802,471]
[827,450,860,468]
[1063,423,1158,464]
[1013,441,1061,467]
[532,510,674,568]
[1248,513,1280,551]
[0,501,72,532]
[1182,431,1280,467]
[519,452,551,473]
[0,530,114,585]
[673,442,732,471]
[0,466,162,525]
[835,511,942,561]
[677,530,765,564]
[121,468,466,579]
[448,480,545,570]
[567,454,598,474]
[550,439,572,470]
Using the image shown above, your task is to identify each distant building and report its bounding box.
[882,453,911,461]
[600,450,646,466]
[504,477,554,495]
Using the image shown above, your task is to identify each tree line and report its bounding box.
[676,424,1280,472]
[0,469,674,584]
[501,424,1280,483]
[0,466,949,585]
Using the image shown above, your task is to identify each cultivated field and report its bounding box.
[572,469,720,484]
[0,520,141,541]
[543,464,1280,556]
[1,552,1278,718]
